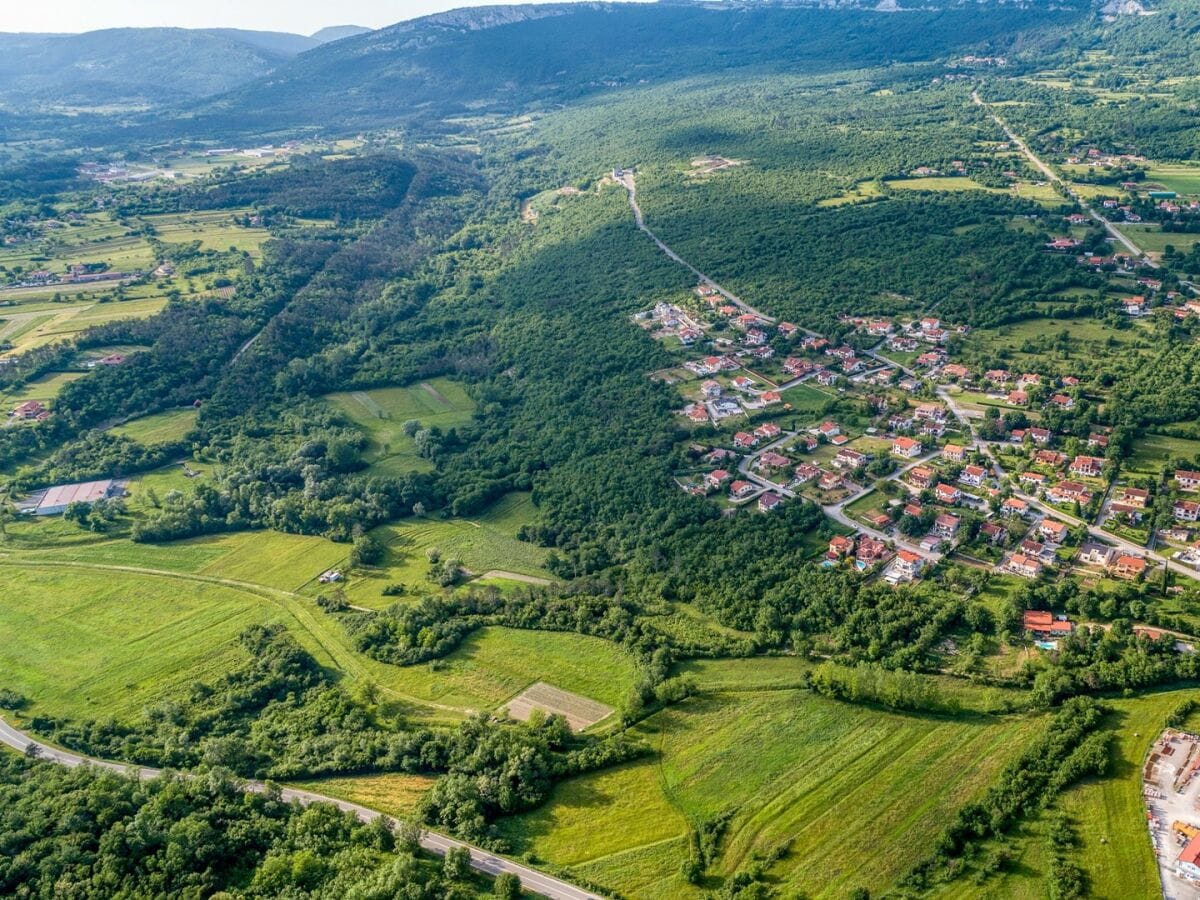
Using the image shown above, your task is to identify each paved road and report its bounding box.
[971,90,1152,264]
[616,171,778,324]
[0,716,601,900]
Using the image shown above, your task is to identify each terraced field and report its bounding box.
[501,689,1046,899]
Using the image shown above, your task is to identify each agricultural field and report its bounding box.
[344,626,638,716]
[0,563,339,721]
[287,772,437,820]
[1114,223,1200,255]
[110,407,198,444]
[324,378,476,474]
[328,492,551,607]
[0,371,84,407]
[500,689,1046,899]
[884,176,1001,193]
[504,681,615,731]
[1144,163,1200,197]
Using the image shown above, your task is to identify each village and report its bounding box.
[639,276,1200,612]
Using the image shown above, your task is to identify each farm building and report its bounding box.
[33,479,121,516]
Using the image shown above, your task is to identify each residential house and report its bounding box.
[1022,609,1072,636]
[732,375,755,391]
[942,363,970,380]
[914,403,946,422]
[960,464,987,487]
[686,405,709,424]
[1175,500,1200,522]
[981,522,1008,544]
[12,400,44,419]
[833,448,867,470]
[1069,455,1104,478]
[1020,471,1047,488]
[754,451,790,472]
[1006,554,1043,579]
[777,322,799,339]
[783,357,814,377]
[815,369,838,386]
[1110,555,1148,580]
[818,470,843,491]
[1176,470,1200,492]
[942,443,967,462]
[893,436,923,458]
[758,492,783,512]
[817,421,841,440]
[754,422,782,441]
[1007,390,1029,406]
[700,379,722,399]
[1117,487,1149,509]
[891,549,925,582]
[1003,497,1030,516]
[985,369,1011,384]
[1030,427,1052,444]
[1050,394,1074,410]
[932,513,960,538]
[1087,433,1110,450]
[1048,481,1092,505]
[921,421,946,439]
[733,432,758,450]
[856,537,889,565]
[888,412,914,431]
[1078,542,1116,567]
[828,535,856,559]
[908,466,934,489]
[1039,519,1068,544]
[729,480,757,500]
[705,470,731,490]
[935,483,961,505]
[760,390,782,404]
[745,328,768,347]
[1035,450,1067,468]
[794,463,821,483]
[1123,296,1147,316]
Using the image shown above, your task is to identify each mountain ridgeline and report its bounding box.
[0,25,372,111]
[187,1,1091,136]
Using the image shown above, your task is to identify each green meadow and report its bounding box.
[324,378,476,474]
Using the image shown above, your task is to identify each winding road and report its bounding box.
[0,715,599,899]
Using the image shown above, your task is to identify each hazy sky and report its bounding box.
[2,0,586,35]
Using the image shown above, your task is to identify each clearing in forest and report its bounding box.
[505,681,615,731]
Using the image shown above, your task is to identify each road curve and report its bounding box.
[0,716,601,900]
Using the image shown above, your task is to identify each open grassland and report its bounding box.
[336,493,550,607]
[1145,163,1200,196]
[0,564,340,722]
[140,210,269,257]
[939,689,1194,900]
[1114,224,1200,255]
[324,378,476,475]
[287,772,437,820]
[501,689,1045,899]
[1126,433,1200,476]
[885,176,1000,193]
[110,407,198,444]
[353,626,636,714]
[0,371,84,407]
[0,297,168,356]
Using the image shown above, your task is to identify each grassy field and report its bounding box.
[942,689,1194,900]
[0,371,84,407]
[287,772,437,820]
[885,177,1001,193]
[1126,433,1200,476]
[370,626,637,714]
[500,689,1045,898]
[1145,163,1200,196]
[324,378,476,474]
[1114,223,1200,255]
[0,563,341,721]
[110,408,198,444]
[333,493,551,607]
